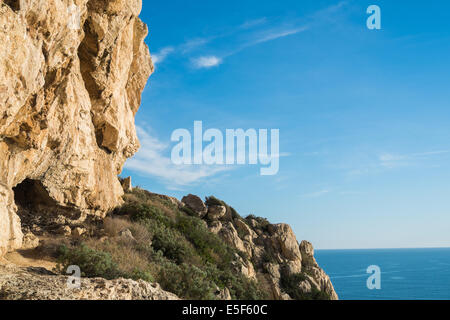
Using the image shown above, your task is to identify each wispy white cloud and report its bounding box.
[379,150,450,168]
[151,47,175,65]
[192,56,223,69]
[125,126,230,186]
[239,17,268,29]
[347,149,450,177]
[152,2,347,69]
[251,26,309,45]
[180,38,211,53]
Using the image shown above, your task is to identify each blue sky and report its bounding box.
[122,0,450,249]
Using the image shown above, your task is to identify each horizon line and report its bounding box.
[316,246,450,251]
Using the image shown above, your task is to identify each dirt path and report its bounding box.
[2,250,56,271]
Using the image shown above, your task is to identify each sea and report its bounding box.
[315,248,450,300]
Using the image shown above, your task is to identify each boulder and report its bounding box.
[181,194,207,217]
[300,240,319,268]
[72,227,86,237]
[21,233,39,250]
[118,229,135,242]
[57,226,72,236]
[207,205,226,220]
[268,224,302,262]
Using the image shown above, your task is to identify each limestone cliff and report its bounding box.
[0,0,152,255]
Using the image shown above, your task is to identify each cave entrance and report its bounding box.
[12,179,83,235]
[13,179,56,209]
[4,0,20,12]
[12,179,58,235]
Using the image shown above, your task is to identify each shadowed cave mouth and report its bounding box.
[13,179,56,209]
[12,179,80,235]
[4,0,20,12]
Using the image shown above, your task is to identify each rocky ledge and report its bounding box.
[0,264,178,300]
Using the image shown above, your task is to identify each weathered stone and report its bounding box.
[181,194,207,217]
[234,219,257,242]
[284,259,302,275]
[300,240,318,268]
[298,280,312,293]
[263,263,281,280]
[117,229,135,242]
[121,177,133,193]
[72,227,86,237]
[208,221,222,234]
[219,222,247,253]
[57,226,72,236]
[268,224,302,262]
[215,287,231,300]
[21,233,39,250]
[207,205,226,220]
[0,183,22,256]
[0,264,179,300]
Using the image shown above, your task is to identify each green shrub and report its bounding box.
[246,215,270,232]
[279,270,331,300]
[205,196,242,220]
[125,269,154,283]
[176,215,234,266]
[127,203,173,227]
[229,206,242,220]
[180,205,197,217]
[205,196,224,207]
[57,190,273,300]
[157,262,217,300]
[56,244,120,280]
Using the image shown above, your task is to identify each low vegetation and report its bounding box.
[54,188,265,300]
[279,269,331,300]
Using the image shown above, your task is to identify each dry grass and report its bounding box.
[85,237,153,276]
[37,236,72,260]
[122,189,178,221]
[103,217,133,237]
[128,222,153,244]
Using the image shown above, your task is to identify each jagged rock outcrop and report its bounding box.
[0,0,152,255]
[190,195,339,300]
[0,265,179,300]
[182,194,208,218]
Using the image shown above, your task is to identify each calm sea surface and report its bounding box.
[315,248,450,300]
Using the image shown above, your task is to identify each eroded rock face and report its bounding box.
[0,0,152,255]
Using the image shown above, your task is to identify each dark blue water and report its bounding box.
[315,248,450,300]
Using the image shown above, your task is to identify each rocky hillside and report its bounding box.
[0,0,337,300]
[1,186,337,300]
